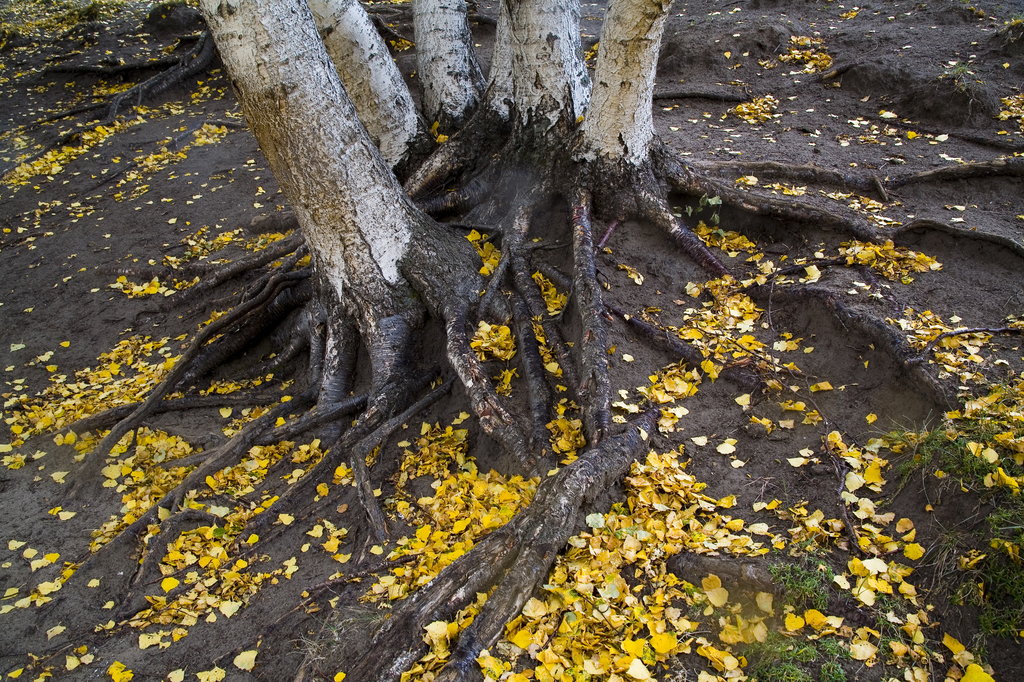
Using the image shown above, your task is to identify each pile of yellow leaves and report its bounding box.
[466,230,501,276]
[4,119,141,186]
[731,95,778,124]
[778,36,834,73]
[838,240,942,282]
[532,271,566,315]
[694,221,759,256]
[471,321,517,362]
[2,335,181,451]
[379,425,537,603]
[482,450,773,681]
[997,94,1024,129]
[546,399,585,464]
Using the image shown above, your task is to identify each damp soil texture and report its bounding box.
[1,1,1023,682]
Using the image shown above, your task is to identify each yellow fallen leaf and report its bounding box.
[370,545,384,555]
[626,658,652,680]
[622,638,646,657]
[785,613,805,631]
[233,650,257,671]
[717,440,737,455]
[803,609,828,630]
[509,628,533,649]
[168,671,185,682]
[942,633,965,654]
[849,640,878,660]
[107,661,134,682]
[866,413,877,423]
[903,543,925,560]
[277,513,294,525]
[334,674,346,682]
[962,664,995,682]
[756,592,774,614]
[650,632,677,654]
[195,667,225,682]
[219,407,232,418]
[161,577,179,593]
[706,587,729,607]
[46,624,66,640]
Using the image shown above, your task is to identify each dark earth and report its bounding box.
[1,0,1023,681]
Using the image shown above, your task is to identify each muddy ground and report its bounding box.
[1,0,1023,681]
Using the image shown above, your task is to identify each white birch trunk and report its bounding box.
[483,1,513,120]
[307,0,424,169]
[199,0,418,318]
[413,0,485,129]
[506,0,590,126]
[580,0,671,164]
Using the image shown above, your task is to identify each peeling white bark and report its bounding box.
[307,0,423,169]
[506,0,590,125]
[414,0,485,128]
[200,0,418,316]
[580,0,671,164]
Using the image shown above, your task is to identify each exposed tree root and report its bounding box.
[336,411,656,682]
[889,156,1024,187]
[652,88,748,102]
[755,284,950,404]
[570,189,612,446]
[695,160,877,193]
[908,326,1024,363]
[894,219,1024,261]
[664,153,882,243]
[44,54,180,77]
[62,390,286,437]
[64,268,311,499]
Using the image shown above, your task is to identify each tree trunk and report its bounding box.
[413,0,486,130]
[200,0,423,330]
[580,0,671,163]
[506,0,590,126]
[307,0,427,171]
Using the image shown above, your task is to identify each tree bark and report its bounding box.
[200,0,423,331]
[307,0,427,170]
[413,0,486,130]
[506,0,590,126]
[581,0,671,163]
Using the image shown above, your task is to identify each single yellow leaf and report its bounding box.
[903,543,925,560]
[509,629,533,649]
[849,640,878,660]
[334,674,346,682]
[784,613,805,631]
[370,545,384,555]
[219,407,232,418]
[942,633,965,654]
[962,664,995,682]
[233,650,257,671]
[650,632,677,654]
[865,413,877,423]
[277,513,294,525]
[161,577,179,593]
